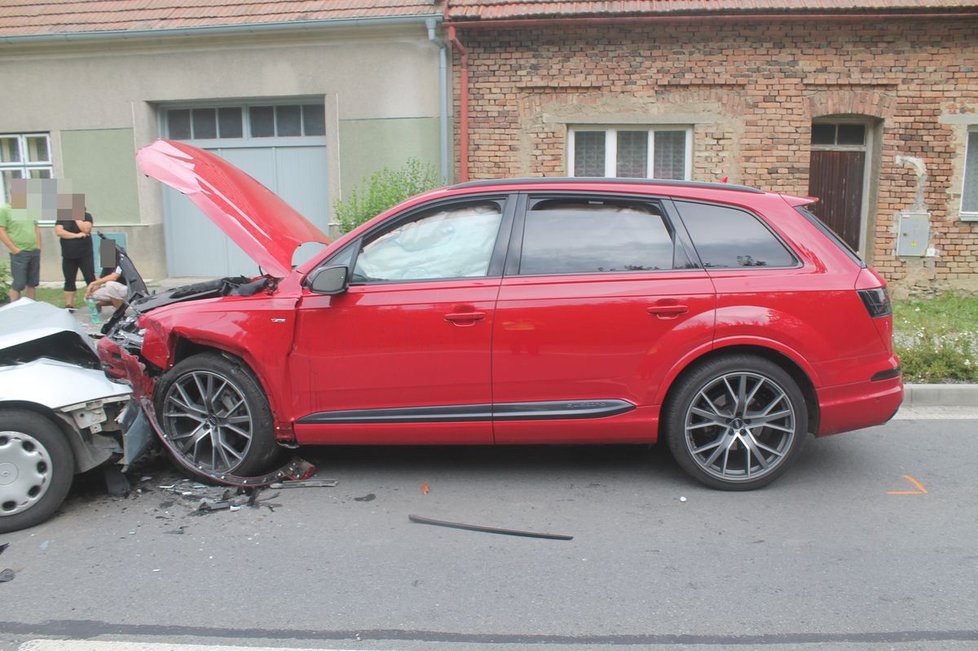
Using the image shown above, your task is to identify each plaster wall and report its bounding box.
[3,25,444,281]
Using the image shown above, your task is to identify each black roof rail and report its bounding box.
[449,176,764,194]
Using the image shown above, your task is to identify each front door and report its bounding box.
[808,122,869,251]
[290,197,511,445]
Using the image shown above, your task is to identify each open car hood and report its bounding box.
[136,139,330,278]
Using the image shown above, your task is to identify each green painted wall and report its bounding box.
[338,117,441,198]
[61,128,140,225]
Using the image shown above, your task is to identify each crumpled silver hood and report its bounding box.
[0,298,95,353]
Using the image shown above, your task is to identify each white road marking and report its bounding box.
[20,642,399,651]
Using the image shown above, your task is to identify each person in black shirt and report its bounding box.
[54,192,95,310]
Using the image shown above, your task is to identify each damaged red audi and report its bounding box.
[98,139,902,490]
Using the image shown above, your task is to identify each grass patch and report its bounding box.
[35,286,67,307]
[893,294,978,383]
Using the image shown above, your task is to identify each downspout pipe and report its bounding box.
[426,18,450,186]
[447,25,470,183]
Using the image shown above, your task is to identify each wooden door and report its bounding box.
[808,150,865,251]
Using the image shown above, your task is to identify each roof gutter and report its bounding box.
[0,14,443,44]
[445,11,978,29]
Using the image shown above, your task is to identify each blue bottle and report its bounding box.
[87,298,101,326]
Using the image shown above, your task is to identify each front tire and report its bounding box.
[0,410,75,533]
[155,353,279,477]
[665,355,808,490]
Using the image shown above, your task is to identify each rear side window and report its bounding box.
[519,199,687,274]
[676,201,797,268]
[795,206,866,268]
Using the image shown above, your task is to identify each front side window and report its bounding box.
[676,201,797,268]
[963,128,978,219]
[352,202,503,283]
[0,134,53,204]
[569,127,690,180]
[519,198,685,275]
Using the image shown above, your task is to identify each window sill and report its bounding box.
[960,213,978,222]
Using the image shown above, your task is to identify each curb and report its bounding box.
[903,384,978,408]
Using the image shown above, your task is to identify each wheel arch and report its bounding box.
[657,344,820,439]
[0,402,94,473]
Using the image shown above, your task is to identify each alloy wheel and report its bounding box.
[683,371,797,483]
[161,370,255,473]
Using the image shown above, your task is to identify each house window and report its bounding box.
[568,127,691,180]
[0,133,53,204]
[164,103,326,141]
[963,127,978,220]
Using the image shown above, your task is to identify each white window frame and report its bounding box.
[567,126,692,180]
[0,133,53,204]
[962,126,978,222]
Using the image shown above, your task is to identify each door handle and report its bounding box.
[445,311,486,325]
[647,304,688,318]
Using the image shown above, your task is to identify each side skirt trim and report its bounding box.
[296,399,635,425]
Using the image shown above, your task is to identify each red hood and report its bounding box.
[136,139,330,278]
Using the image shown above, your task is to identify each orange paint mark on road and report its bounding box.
[886,474,928,495]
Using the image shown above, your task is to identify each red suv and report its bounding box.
[101,140,902,490]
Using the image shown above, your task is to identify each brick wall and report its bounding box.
[452,18,978,294]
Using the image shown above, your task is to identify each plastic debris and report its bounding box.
[409,514,573,541]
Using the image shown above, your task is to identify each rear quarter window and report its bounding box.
[675,200,797,268]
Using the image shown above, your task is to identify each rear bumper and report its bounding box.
[816,374,904,437]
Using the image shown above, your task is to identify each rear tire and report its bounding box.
[665,355,808,490]
[0,410,75,533]
[155,353,280,477]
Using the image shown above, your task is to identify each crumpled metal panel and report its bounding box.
[0,359,131,411]
[0,298,95,355]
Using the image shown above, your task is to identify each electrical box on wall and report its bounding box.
[896,212,929,257]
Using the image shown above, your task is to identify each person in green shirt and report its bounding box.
[0,178,42,302]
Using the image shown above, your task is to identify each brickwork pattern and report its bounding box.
[453,19,978,292]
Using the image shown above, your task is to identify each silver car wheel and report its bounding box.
[161,370,255,473]
[684,371,796,483]
[0,431,53,516]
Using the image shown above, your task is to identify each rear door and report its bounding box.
[491,193,716,444]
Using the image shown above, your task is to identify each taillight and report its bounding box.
[858,287,892,318]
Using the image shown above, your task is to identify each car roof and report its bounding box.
[449,177,764,194]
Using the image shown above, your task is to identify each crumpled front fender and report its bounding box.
[96,337,314,487]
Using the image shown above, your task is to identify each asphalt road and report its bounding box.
[1,413,977,651]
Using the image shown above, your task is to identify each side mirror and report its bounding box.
[309,265,350,295]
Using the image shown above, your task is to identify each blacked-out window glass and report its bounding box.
[836,124,866,145]
[250,106,275,137]
[677,201,797,268]
[192,108,217,139]
[277,105,302,137]
[167,110,191,140]
[303,105,326,136]
[218,108,243,138]
[811,124,835,145]
[520,200,675,275]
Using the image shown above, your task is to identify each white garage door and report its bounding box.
[162,102,329,278]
